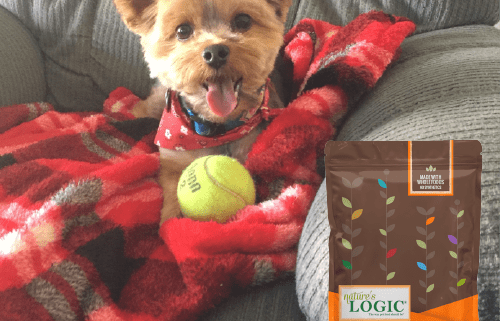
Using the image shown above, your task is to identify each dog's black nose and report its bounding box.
[202,44,229,69]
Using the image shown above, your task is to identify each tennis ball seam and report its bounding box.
[204,156,250,208]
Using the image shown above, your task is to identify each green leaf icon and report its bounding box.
[387,272,395,280]
[380,229,387,236]
[416,240,427,249]
[457,210,464,218]
[342,197,352,208]
[449,251,457,259]
[342,238,352,250]
[457,279,466,287]
[386,196,395,205]
[342,260,352,270]
[426,284,435,293]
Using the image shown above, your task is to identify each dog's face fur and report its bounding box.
[115,0,292,123]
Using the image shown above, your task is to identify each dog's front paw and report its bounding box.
[131,100,152,118]
[132,85,168,119]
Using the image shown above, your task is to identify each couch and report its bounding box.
[0,0,498,320]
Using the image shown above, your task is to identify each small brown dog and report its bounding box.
[114,0,292,223]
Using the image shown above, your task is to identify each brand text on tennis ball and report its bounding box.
[177,155,256,223]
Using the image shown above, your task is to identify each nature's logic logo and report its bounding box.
[339,286,410,320]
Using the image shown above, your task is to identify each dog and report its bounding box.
[114,0,292,223]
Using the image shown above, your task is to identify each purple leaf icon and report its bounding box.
[448,235,458,245]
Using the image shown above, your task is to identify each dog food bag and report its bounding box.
[325,141,482,321]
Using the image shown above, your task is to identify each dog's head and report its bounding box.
[115,0,292,123]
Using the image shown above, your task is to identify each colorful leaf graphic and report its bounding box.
[457,279,466,287]
[386,209,395,218]
[380,229,387,236]
[416,240,427,249]
[342,238,352,249]
[342,260,352,269]
[417,262,427,271]
[386,196,395,205]
[351,177,364,188]
[387,272,395,280]
[386,248,397,258]
[378,179,387,188]
[448,235,458,245]
[426,217,435,225]
[352,270,362,280]
[352,209,363,220]
[449,251,457,259]
[457,210,464,218]
[342,197,352,208]
[426,284,435,293]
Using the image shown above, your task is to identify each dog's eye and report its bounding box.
[232,14,252,32]
[176,24,193,40]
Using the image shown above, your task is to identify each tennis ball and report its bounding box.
[177,155,256,223]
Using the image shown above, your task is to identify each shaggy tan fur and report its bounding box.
[114,0,292,223]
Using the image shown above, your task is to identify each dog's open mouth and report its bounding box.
[203,77,243,117]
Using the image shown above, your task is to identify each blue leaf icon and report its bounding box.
[378,179,387,188]
[417,262,427,271]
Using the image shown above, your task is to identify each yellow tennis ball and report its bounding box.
[177,155,256,223]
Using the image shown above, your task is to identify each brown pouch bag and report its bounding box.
[325,141,482,321]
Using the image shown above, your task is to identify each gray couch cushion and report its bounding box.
[2,0,499,111]
[0,0,152,112]
[287,0,500,34]
[0,5,45,107]
[296,25,500,320]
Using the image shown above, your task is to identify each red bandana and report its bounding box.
[155,81,281,151]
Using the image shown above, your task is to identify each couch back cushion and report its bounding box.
[287,0,500,34]
[0,0,153,112]
[0,0,498,111]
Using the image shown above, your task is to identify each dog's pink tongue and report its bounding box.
[206,79,237,117]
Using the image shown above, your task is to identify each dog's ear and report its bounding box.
[114,0,158,35]
[266,0,293,23]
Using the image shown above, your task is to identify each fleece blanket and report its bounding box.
[0,12,415,321]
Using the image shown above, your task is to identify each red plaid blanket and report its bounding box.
[0,12,415,321]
